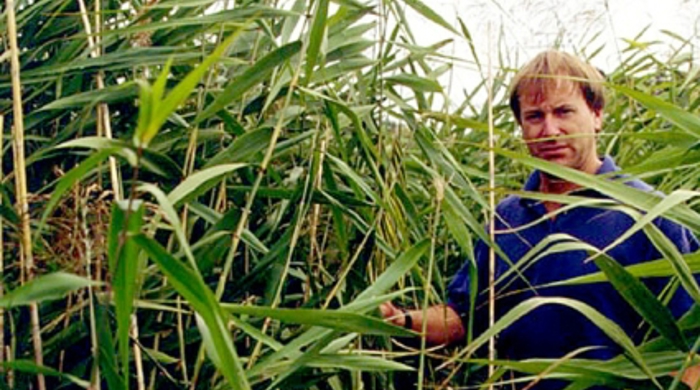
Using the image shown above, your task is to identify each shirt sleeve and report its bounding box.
[654,217,699,254]
[652,217,699,318]
[447,239,493,336]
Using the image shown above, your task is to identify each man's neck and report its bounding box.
[538,156,603,195]
[539,174,580,195]
[539,174,581,215]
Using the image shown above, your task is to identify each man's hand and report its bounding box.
[671,364,700,389]
[379,302,405,327]
[379,302,465,345]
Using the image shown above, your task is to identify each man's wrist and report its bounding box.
[401,309,413,330]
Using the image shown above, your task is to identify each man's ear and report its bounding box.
[594,109,603,133]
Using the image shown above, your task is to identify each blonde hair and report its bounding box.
[509,50,605,123]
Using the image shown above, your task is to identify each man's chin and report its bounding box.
[534,154,570,167]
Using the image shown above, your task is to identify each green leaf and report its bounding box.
[385,73,442,93]
[196,41,303,123]
[304,0,329,85]
[467,353,686,389]
[138,183,198,270]
[443,199,474,264]
[249,241,429,380]
[133,235,251,390]
[644,223,700,304]
[108,200,145,384]
[0,272,99,308]
[135,31,244,147]
[306,57,375,85]
[597,191,697,257]
[457,17,480,69]
[49,137,179,178]
[496,149,700,233]
[96,303,125,390]
[1,360,90,388]
[34,148,115,239]
[155,31,243,128]
[134,79,154,147]
[326,154,380,205]
[612,85,700,140]
[148,0,220,7]
[542,251,700,288]
[280,0,307,44]
[593,254,688,352]
[39,82,139,111]
[151,58,171,106]
[451,297,662,389]
[222,305,414,336]
[307,354,414,371]
[167,163,247,206]
[422,111,490,132]
[353,239,430,302]
[204,128,273,167]
[0,203,19,226]
[401,0,458,35]
[142,348,179,365]
[442,186,526,289]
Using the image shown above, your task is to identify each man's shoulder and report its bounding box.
[494,195,529,221]
[496,195,523,210]
[600,156,657,193]
[618,175,655,192]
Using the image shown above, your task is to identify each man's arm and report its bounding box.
[380,302,465,345]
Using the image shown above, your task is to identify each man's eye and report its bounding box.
[556,107,574,115]
[525,113,542,121]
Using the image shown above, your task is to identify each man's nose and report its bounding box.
[540,115,560,138]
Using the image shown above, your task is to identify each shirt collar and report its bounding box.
[520,155,619,207]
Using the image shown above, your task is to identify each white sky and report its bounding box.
[401,0,700,105]
[212,0,700,108]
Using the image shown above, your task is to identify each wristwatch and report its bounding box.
[401,309,413,330]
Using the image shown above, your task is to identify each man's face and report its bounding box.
[518,82,602,174]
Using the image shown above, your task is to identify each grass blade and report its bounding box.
[0,272,99,308]
[108,200,145,386]
[401,0,458,34]
[612,85,700,140]
[222,305,414,336]
[450,297,662,388]
[593,254,688,352]
[167,163,247,206]
[196,41,303,123]
[133,234,251,390]
[304,0,329,84]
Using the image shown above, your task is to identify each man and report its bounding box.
[381,50,699,389]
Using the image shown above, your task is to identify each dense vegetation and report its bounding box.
[1,0,700,389]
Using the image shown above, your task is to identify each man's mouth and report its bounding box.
[535,144,568,157]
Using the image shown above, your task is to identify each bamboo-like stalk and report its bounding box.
[176,296,188,383]
[76,0,122,201]
[417,178,444,390]
[243,70,312,367]
[175,123,197,385]
[4,346,10,388]
[131,314,146,390]
[180,16,237,385]
[304,124,327,302]
[486,24,497,390]
[58,292,73,372]
[205,15,310,377]
[81,194,101,390]
[76,2,148,388]
[147,214,171,390]
[0,115,5,386]
[5,0,46,388]
[321,214,381,309]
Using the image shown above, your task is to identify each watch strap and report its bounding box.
[401,309,413,330]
